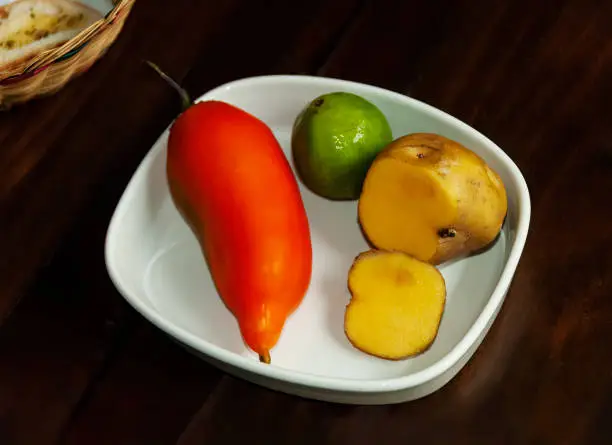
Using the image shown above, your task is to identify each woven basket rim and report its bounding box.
[1,0,133,81]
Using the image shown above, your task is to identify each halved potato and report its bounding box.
[344,250,446,360]
[358,133,508,265]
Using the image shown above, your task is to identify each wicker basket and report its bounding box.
[0,0,135,109]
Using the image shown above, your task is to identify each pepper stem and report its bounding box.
[144,60,192,112]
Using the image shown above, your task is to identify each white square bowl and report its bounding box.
[104,75,530,405]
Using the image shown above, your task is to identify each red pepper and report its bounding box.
[150,63,313,363]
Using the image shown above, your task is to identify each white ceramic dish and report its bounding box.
[85,0,114,15]
[104,75,530,405]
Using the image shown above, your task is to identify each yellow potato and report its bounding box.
[345,250,446,360]
[358,133,508,265]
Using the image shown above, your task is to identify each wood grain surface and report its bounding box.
[1,0,611,444]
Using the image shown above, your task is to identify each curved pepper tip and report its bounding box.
[259,350,271,364]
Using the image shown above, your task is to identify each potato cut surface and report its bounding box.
[359,155,456,262]
[345,250,446,360]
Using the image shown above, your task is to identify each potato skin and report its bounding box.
[359,133,508,265]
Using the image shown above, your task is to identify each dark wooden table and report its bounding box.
[1,0,611,443]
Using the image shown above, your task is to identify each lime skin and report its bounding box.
[291,92,393,200]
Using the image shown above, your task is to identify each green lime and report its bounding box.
[291,92,393,200]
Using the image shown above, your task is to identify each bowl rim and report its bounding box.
[105,74,531,394]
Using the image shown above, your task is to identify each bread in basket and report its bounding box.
[0,0,135,109]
